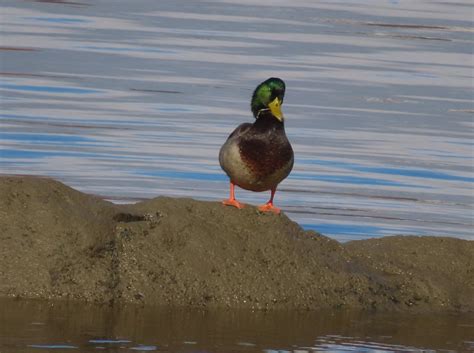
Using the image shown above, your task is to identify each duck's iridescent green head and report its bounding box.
[251,77,286,121]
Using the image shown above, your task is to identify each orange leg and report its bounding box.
[258,187,281,214]
[222,181,245,209]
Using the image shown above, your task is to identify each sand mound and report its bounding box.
[0,176,472,312]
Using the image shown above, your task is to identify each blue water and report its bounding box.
[0,84,100,94]
[0,0,473,241]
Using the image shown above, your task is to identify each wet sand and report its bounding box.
[0,176,473,312]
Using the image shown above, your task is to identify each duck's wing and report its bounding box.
[219,122,253,180]
[226,122,253,140]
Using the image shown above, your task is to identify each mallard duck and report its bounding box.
[219,77,294,214]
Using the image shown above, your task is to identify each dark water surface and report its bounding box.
[1,299,473,353]
[0,2,473,240]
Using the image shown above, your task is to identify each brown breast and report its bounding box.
[238,131,293,183]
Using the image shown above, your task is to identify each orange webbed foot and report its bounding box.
[258,203,281,214]
[222,199,245,209]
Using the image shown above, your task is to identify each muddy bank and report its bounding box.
[0,176,473,312]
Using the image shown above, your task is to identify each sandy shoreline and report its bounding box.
[0,175,473,312]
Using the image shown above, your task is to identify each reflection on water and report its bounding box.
[1,299,473,353]
[0,0,473,241]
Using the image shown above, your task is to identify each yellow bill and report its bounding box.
[268,97,284,122]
